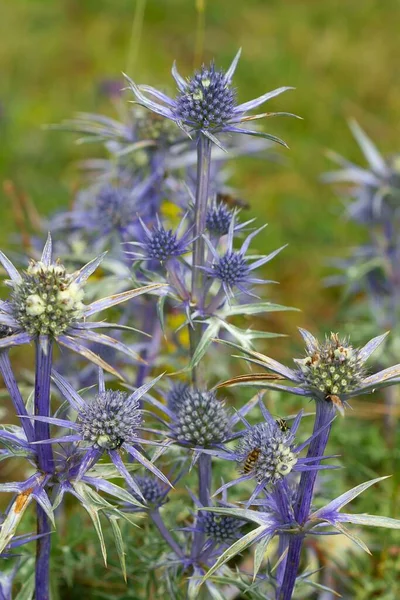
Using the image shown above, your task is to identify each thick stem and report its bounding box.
[34,337,54,473]
[150,509,184,558]
[279,401,335,600]
[0,351,34,441]
[189,135,212,387]
[34,336,54,600]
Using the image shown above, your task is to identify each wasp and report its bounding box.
[275,418,289,433]
[216,192,250,210]
[243,448,261,474]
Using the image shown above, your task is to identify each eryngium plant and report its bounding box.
[1,47,400,600]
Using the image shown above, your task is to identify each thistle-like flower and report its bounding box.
[215,401,334,503]
[205,201,235,237]
[218,329,400,414]
[202,218,285,301]
[28,369,170,497]
[0,235,163,375]
[127,215,194,263]
[166,380,190,413]
[124,49,297,147]
[323,120,400,224]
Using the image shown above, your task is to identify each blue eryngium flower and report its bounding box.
[214,401,335,504]
[0,234,163,376]
[124,49,297,148]
[323,120,400,224]
[202,218,285,300]
[218,329,400,414]
[30,369,170,498]
[126,215,194,263]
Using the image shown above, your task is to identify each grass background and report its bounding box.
[1,1,400,597]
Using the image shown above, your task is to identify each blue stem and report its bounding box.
[189,134,212,387]
[278,401,335,600]
[34,336,54,600]
[150,509,184,558]
[191,453,212,559]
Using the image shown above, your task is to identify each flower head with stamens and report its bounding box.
[218,330,400,415]
[202,217,285,300]
[0,234,163,376]
[124,49,297,148]
[213,401,335,504]
[206,201,235,237]
[30,369,170,498]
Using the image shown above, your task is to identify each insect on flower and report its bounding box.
[242,447,262,474]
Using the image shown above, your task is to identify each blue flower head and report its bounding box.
[125,49,298,147]
[203,217,285,300]
[127,215,193,263]
[205,201,235,237]
[93,184,138,240]
[78,389,142,450]
[196,510,245,544]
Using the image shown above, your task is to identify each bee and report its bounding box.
[243,448,261,474]
[275,418,289,433]
[326,394,345,416]
[216,192,250,210]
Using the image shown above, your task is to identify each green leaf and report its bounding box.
[253,534,274,580]
[14,573,35,600]
[332,522,371,555]
[109,515,127,582]
[189,319,220,369]
[201,526,266,584]
[338,513,400,529]
[72,482,110,565]
[0,491,34,553]
[220,302,298,317]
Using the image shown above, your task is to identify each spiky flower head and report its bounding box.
[125,49,296,147]
[197,511,244,543]
[211,250,250,286]
[173,389,231,447]
[236,421,297,484]
[295,333,366,399]
[128,216,193,263]
[206,201,235,237]
[174,63,236,132]
[10,259,85,337]
[78,390,142,450]
[131,475,167,507]
[94,184,137,239]
[166,380,190,413]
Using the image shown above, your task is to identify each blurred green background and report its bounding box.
[1,0,399,332]
[1,2,400,596]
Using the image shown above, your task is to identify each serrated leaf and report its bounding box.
[71,482,108,565]
[220,302,298,317]
[189,319,220,369]
[332,522,371,555]
[109,515,127,582]
[14,573,35,600]
[253,534,273,580]
[201,526,266,584]
[337,513,400,529]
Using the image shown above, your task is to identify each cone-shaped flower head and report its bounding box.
[11,259,85,337]
[173,388,231,446]
[295,332,366,399]
[174,63,236,131]
[94,184,137,239]
[166,380,190,413]
[197,511,245,543]
[130,475,167,507]
[125,49,297,147]
[128,215,193,263]
[236,421,298,484]
[78,390,142,450]
[206,202,235,237]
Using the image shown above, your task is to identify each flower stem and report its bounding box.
[34,336,54,600]
[0,351,34,441]
[278,401,335,600]
[189,134,212,386]
[150,509,184,558]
